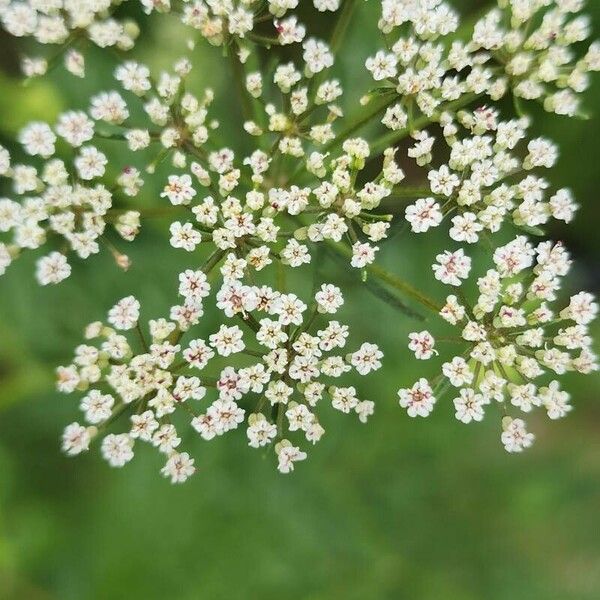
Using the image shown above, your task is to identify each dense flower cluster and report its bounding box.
[0,0,138,78]
[0,0,598,480]
[401,237,597,450]
[472,1,600,116]
[367,0,599,126]
[0,117,140,282]
[59,278,380,480]
[403,108,577,242]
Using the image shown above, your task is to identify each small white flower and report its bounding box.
[433,249,471,286]
[170,221,202,251]
[101,433,134,467]
[350,343,383,375]
[161,452,196,483]
[405,198,443,233]
[108,296,140,330]
[501,418,534,453]
[161,174,196,205]
[36,252,71,285]
[19,122,56,157]
[408,330,437,360]
[276,440,307,473]
[315,283,343,313]
[56,111,94,147]
[453,388,485,423]
[398,378,436,417]
[62,422,91,456]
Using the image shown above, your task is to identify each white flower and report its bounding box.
[350,242,378,268]
[314,0,340,11]
[19,122,56,157]
[280,239,310,267]
[366,51,397,81]
[539,381,572,420]
[209,325,245,356]
[115,61,151,95]
[183,339,215,368]
[247,414,277,447]
[276,440,307,473]
[356,400,375,423]
[75,146,107,180]
[405,198,443,232]
[501,418,534,453]
[55,111,94,147]
[161,452,195,483]
[149,424,179,454]
[272,293,306,326]
[101,433,134,467]
[350,343,383,375]
[508,383,539,413]
[315,283,343,313]
[265,380,293,405]
[80,390,114,424]
[428,165,460,196]
[65,49,85,77]
[179,269,211,303]
[7,0,598,477]
[561,291,597,325]
[130,411,159,441]
[161,174,196,205]
[89,91,129,124]
[453,388,485,423]
[442,357,473,387]
[398,378,436,417]
[169,222,202,251]
[432,249,471,286]
[526,138,558,168]
[408,330,436,360]
[108,296,140,330]
[449,213,483,243]
[303,39,333,74]
[208,399,245,433]
[62,422,91,456]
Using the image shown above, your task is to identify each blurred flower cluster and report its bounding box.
[0,0,598,480]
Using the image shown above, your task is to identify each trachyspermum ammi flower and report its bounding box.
[401,237,597,452]
[58,272,381,480]
[0,0,597,481]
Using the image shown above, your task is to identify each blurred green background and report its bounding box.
[0,2,599,599]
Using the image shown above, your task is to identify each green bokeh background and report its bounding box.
[0,2,599,599]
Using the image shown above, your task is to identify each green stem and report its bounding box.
[247,33,281,46]
[368,93,481,157]
[324,95,396,154]
[201,248,227,275]
[106,206,188,220]
[228,43,254,123]
[326,240,441,313]
[287,94,395,184]
[330,0,358,54]
[389,187,434,198]
[135,322,149,354]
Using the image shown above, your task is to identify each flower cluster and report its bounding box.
[58,275,381,480]
[403,107,577,242]
[0,0,138,78]
[0,120,140,283]
[472,1,600,116]
[401,237,597,451]
[366,0,600,139]
[0,0,598,480]
[178,0,338,54]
